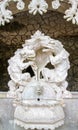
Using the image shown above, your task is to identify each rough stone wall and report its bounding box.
[58,36,78,91]
[0,11,78,91]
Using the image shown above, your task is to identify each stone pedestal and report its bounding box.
[14,100,64,130]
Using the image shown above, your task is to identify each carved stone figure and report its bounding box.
[7,30,71,130]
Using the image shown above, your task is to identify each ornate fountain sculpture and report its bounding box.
[7,30,72,130]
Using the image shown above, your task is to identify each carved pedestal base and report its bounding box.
[14,119,64,130]
[14,100,65,130]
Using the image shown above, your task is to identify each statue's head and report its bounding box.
[20,47,35,61]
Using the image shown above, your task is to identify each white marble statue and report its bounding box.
[7,30,72,130]
[7,30,71,99]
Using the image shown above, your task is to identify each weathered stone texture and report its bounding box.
[0,11,78,91]
[58,36,78,91]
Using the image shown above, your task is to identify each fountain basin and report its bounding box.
[0,92,78,130]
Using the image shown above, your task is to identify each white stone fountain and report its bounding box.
[7,30,72,130]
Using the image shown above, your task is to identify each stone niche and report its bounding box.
[0,10,78,91]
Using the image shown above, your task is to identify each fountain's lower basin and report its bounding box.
[0,92,78,130]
